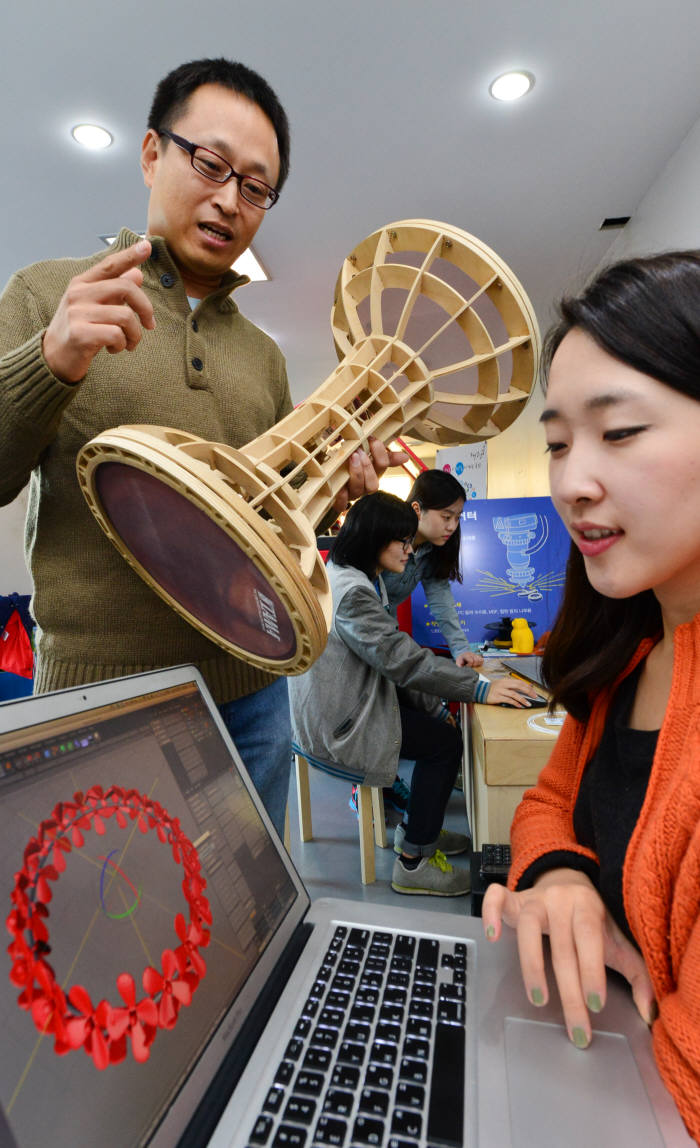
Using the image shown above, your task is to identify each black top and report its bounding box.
[517,663,658,945]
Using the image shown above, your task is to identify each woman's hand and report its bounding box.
[482,869,656,1047]
[484,677,539,707]
[456,651,484,668]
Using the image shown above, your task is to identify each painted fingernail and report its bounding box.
[586,992,602,1013]
[486,925,495,939]
[572,1027,590,1049]
[530,987,544,1006]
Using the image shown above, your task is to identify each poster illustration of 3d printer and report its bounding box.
[410,497,570,648]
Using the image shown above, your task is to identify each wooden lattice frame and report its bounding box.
[331,219,540,443]
[77,219,540,675]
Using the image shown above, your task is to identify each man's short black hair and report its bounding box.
[148,57,290,192]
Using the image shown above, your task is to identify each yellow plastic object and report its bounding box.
[510,617,535,654]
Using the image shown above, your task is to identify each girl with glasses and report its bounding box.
[353,469,482,819]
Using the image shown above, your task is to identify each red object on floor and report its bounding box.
[0,609,33,678]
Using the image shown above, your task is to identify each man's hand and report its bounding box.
[332,436,409,515]
[42,240,155,384]
[456,651,483,668]
[482,870,656,1048]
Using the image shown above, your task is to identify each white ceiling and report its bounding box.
[4,0,700,408]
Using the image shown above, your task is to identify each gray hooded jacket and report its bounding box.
[289,561,482,787]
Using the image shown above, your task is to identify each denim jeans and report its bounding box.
[219,676,291,839]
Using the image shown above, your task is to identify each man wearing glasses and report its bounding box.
[0,58,397,836]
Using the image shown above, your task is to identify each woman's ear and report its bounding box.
[410,500,422,516]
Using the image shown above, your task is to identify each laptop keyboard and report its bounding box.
[246,924,468,1148]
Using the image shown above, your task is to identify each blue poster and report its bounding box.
[410,497,571,648]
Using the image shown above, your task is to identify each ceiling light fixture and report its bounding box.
[489,71,534,102]
[232,247,269,282]
[99,234,269,281]
[72,123,113,149]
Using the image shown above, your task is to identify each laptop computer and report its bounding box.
[498,655,547,691]
[0,665,691,1147]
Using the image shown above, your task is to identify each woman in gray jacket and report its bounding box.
[289,493,536,897]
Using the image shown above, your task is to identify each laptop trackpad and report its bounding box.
[504,1017,664,1147]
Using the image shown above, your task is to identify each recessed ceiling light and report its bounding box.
[489,71,535,102]
[72,123,113,149]
[99,234,269,281]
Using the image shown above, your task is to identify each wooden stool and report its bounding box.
[294,753,388,884]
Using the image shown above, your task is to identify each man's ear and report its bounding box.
[141,129,160,189]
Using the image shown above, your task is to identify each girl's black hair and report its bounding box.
[407,469,465,582]
[541,250,700,720]
[331,493,418,580]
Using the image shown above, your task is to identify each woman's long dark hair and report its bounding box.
[542,250,700,720]
[331,492,418,580]
[408,469,465,582]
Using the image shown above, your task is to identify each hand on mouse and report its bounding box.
[485,677,539,707]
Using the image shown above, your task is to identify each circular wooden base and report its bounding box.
[76,426,330,674]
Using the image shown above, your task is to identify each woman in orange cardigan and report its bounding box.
[482,250,700,1141]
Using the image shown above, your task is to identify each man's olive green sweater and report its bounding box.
[0,229,292,703]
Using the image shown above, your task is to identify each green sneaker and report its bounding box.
[393,824,471,857]
[391,850,471,897]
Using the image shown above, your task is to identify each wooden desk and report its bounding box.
[462,670,564,848]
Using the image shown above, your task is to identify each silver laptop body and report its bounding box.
[0,666,691,1147]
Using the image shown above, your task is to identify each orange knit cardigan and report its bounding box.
[508,613,700,1141]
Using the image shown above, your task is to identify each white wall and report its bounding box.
[486,109,700,499]
[1,488,32,595]
[605,116,700,259]
[486,386,548,499]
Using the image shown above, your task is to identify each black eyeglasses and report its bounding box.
[159,129,279,210]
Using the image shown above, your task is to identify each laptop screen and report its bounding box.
[499,655,546,689]
[0,673,304,1147]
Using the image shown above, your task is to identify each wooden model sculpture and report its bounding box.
[76,219,540,675]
